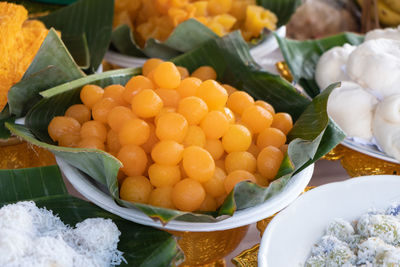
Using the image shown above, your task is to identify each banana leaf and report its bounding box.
[6,32,344,223]
[111,0,301,59]
[38,0,114,73]
[0,165,183,266]
[275,32,364,98]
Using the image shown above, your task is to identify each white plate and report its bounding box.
[57,157,313,232]
[341,138,400,164]
[104,27,286,69]
[258,175,400,267]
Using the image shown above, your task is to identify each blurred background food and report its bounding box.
[113,0,278,45]
[286,0,360,40]
[286,0,400,40]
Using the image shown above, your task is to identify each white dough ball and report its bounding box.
[346,39,400,99]
[328,81,378,141]
[315,44,355,90]
[365,26,400,42]
[373,94,400,161]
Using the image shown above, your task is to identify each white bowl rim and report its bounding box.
[57,157,313,232]
[258,175,400,266]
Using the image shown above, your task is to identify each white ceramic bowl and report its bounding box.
[258,175,400,267]
[57,156,313,232]
[104,27,286,69]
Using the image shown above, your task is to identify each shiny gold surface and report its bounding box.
[275,61,293,82]
[0,138,56,169]
[168,225,249,266]
[231,244,259,267]
[324,144,400,177]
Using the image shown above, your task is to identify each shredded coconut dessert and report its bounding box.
[0,201,125,267]
[305,204,400,266]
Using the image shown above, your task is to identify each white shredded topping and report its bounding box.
[0,201,125,267]
[305,204,400,266]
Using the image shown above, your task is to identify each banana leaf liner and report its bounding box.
[6,31,345,223]
[0,165,183,267]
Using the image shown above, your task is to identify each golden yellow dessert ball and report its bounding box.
[153,62,181,89]
[257,146,284,180]
[196,80,228,110]
[256,127,286,150]
[142,58,164,76]
[149,186,176,209]
[178,96,208,125]
[172,178,206,211]
[225,151,256,173]
[198,194,218,211]
[202,167,227,198]
[182,146,215,183]
[191,66,217,81]
[200,110,229,139]
[120,176,153,204]
[80,84,104,108]
[117,144,148,177]
[271,112,293,135]
[204,139,224,160]
[176,77,202,98]
[154,88,181,108]
[65,104,91,125]
[222,124,252,153]
[103,84,127,106]
[123,75,154,104]
[131,89,164,118]
[118,118,150,146]
[226,91,254,115]
[80,120,107,142]
[183,125,206,147]
[241,105,273,134]
[151,140,184,165]
[155,112,188,143]
[107,106,136,132]
[148,163,181,187]
[92,97,118,123]
[48,116,81,142]
[106,130,121,153]
[255,100,275,115]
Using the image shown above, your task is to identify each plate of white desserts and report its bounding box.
[259,175,400,267]
[314,26,400,164]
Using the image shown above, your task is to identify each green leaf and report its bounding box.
[111,25,146,57]
[7,29,84,117]
[9,32,344,223]
[0,116,15,139]
[111,19,217,59]
[276,32,364,97]
[62,34,90,68]
[38,0,114,73]
[0,166,183,267]
[287,83,346,172]
[257,0,302,27]
[0,165,67,203]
